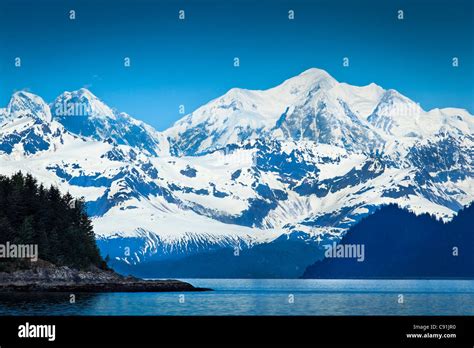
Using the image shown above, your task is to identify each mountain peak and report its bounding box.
[76,87,97,99]
[62,88,101,103]
[48,89,164,156]
[12,90,37,99]
[299,67,333,78]
[273,68,338,96]
[7,91,52,122]
[52,88,116,119]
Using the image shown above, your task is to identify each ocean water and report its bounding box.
[0,279,473,316]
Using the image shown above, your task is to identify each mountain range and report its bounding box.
[0,68,472,278]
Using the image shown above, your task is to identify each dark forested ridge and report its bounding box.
[302,203,474,279]
[0,172,106,271]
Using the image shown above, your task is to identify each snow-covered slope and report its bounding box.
[51,88,168,156]
[6,91,53,122]
[166,68,473,156]
[0,91,73,157]
[0,68,473,277]
[166,68,344,155]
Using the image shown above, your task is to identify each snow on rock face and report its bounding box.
[331,82,385,118]
[0,92,69,156]
[165,68,341,155]
[167,68,474,157]
[166,67,384,155]
[166,69,393,155]
[367,90,474,141]
[367,89,425,137]
[50,88,166,156]
[51,88,116,119]
[6,91,53,122]
[271,89,384,152]
[0,68,473,272]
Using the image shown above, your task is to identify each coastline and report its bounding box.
[0,261,212,293]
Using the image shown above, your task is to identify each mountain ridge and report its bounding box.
[0,67,473,278]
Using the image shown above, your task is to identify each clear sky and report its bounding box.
[0,0,472,130]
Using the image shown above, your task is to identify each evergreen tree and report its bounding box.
[18,216,35,244]
[0,171,107,271]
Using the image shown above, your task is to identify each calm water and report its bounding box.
[0,279,473,316]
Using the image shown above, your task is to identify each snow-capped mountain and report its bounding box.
[166,68,473,155]
[0,68,473,277]
[6,91,53,122]
[51,88,168,156]
[166,68,348,155]
[0,91,72,156]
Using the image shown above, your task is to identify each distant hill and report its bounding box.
[302,204,474,279]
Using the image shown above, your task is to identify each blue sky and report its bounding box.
[0,0,472,130]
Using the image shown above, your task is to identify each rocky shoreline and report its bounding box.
[0,261,211,292]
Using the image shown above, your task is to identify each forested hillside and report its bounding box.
[0,172,106,271]
[303,204,474,279]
